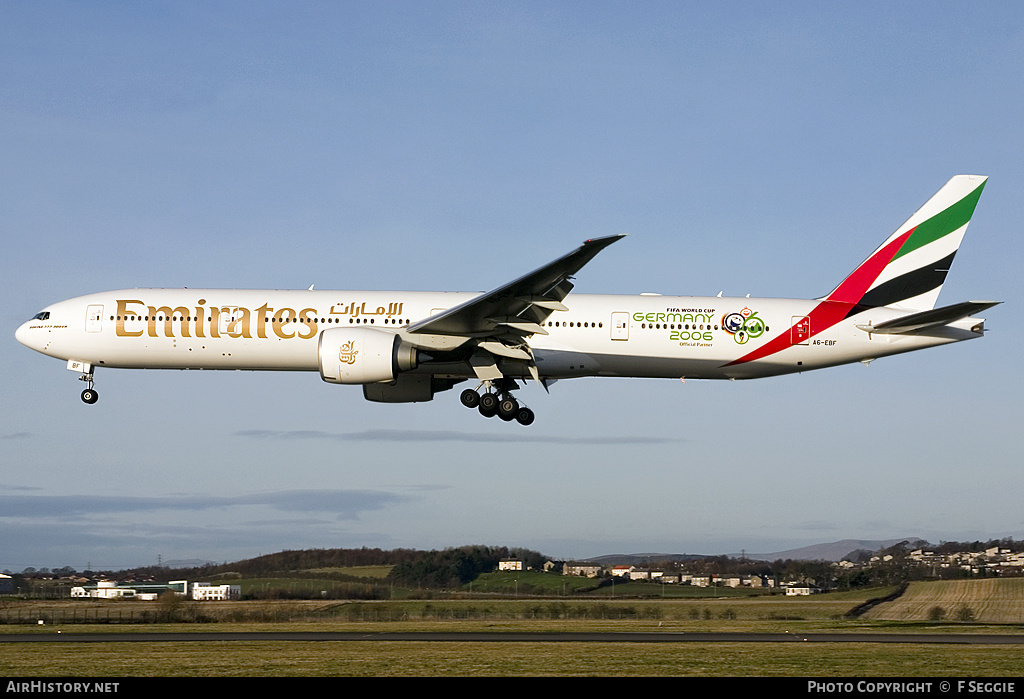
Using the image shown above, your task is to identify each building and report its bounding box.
[191,582,241,601]
[70,580,173,600]
[785,585,820,596]
[70,579,238,601]
[497,559,524,571]
[563,563,602,578]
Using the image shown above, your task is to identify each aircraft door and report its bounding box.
[610,312,629,340]
[86,305,104,333]
[219,307,240,335]
[791,316,810,345]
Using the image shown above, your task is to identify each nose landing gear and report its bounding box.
[460,381,534,425]
[79,372,98,404]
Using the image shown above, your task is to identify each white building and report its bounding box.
[69,579,235,601]
[785,585,820,596]
[70,581,162,600]
[191,582,241,601]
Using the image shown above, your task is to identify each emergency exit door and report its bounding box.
[86,305,104,333]
[610,312,629,340]
[791,315,810,345]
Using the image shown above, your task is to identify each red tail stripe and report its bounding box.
[825,229,913,304]
[725,230,912,367]
[724,301,852,366]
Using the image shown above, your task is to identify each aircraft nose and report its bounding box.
[15,320,36,349]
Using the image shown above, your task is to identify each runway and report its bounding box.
[2,631,1023,644]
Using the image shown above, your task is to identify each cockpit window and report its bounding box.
[32,311,50,321]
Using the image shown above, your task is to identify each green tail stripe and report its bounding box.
[893,180,986,260]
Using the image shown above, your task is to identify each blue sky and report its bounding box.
[2,2,1022,570]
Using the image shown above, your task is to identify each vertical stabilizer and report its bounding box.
[824,175,987,311]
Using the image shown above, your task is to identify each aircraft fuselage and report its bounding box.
[16,288,982,382]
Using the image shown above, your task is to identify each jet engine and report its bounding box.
[318,327,418,384]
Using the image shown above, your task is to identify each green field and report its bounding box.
[2,579,1022,676]
[865,578,1024,623]
[5,582,1020,629]
[1,636,1022,677]
[237,577,389,598]
[1,614,1022,677]
[302,565,393,579]
[467,570,775,598]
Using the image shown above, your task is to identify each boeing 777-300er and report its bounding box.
[17,175,999,426]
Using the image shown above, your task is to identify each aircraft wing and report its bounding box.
[406,235,625,339]
[403,235,625,380]
[856,300,1000,335]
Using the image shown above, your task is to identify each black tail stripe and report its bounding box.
[856,251,957,309]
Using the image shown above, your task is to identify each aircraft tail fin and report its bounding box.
[824,175,987,311]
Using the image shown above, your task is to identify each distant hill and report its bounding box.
[584,552,714,566]
[162,559,219,569]
[737,539,921,562]
[123,538,940,577]
[580,539,924,566]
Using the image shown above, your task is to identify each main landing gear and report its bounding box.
[460,380,535,426]
[79,372,98,404]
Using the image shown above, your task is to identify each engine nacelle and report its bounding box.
[318,327,418,384]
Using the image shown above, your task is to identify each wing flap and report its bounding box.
[487,318,549,335]
[477,341,533,360]
[518,296,569,312]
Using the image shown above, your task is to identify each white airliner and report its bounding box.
[17,175,998,426]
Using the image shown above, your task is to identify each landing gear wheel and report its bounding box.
[478,401,497,418]
[497,397,519,421]
[81,389,99,405]
[478,392,498,411]
[460,389,480,408]
[515,407,535,426]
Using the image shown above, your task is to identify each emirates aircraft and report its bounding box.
[17,175,997,426]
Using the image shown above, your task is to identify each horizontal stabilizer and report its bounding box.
[856,301,1000,335]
